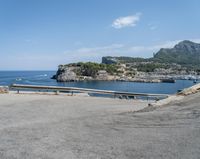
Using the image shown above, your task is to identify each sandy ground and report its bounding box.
[0,92,200,159]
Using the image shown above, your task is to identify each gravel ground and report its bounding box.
[0,92,200,159]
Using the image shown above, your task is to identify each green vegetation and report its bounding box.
[154,50,200,66]
[65,62,119,77]
[136,63,168,72]
[102,56,150,64]
[114,57,150,63]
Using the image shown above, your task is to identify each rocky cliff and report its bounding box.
[52,62,120,82]
[154,40,200,67]
[52,65,78,82]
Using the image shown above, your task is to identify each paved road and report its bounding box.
[0,92,200,159]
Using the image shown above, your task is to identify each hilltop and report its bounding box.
[154,40,200,68]
[102,40,200,69]
[53,40,200,82]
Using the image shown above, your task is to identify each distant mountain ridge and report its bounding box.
[102,40,200,69]
[154,40,200,66]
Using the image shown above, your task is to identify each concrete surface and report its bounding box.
[0,92,200,159]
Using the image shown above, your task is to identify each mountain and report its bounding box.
[102,40,200,69]
[154,40,200,67]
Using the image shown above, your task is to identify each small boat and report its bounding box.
[161,78,176,83]
[193,79,197,83]
[177,89,183,93]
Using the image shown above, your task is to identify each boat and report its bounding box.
[161,78,176,83]
[193,79,198,84]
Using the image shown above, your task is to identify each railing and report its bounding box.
[9,84,169,100]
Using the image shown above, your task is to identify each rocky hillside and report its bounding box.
[52,62,122,82]
[102,40,200,69]
[154,40,200,67]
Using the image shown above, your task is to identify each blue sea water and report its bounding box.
[0,71,196,94]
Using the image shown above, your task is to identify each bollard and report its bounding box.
[55,90,59,95]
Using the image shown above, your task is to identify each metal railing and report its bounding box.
[9,84,169,100]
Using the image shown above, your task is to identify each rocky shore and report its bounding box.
[52,64,177,83]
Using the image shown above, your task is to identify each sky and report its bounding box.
[0,0,200,70]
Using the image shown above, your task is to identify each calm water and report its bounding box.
[0,71,196,94]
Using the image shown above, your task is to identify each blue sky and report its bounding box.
[0,0,200,70]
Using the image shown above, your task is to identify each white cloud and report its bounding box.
[112,13,141,29]
[188,38,200,43]
[3,39,200,70]
[75,44,124,53]
[148,23,158,30]
[64,44,125,62]
[150,25,157,30]
[129,39,200,54]
[63,38,200,63]
[150,38,200,50]
[8,38,199,69]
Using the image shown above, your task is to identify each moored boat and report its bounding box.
[161,78,176,83]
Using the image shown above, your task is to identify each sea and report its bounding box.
[0,71,196,94]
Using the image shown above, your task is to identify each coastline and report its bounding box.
[53,75,178,83]
[0,82,199,115]
[1,81,200,101]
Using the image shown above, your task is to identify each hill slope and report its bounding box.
[154,40,200,67]
[102,40,200,69]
